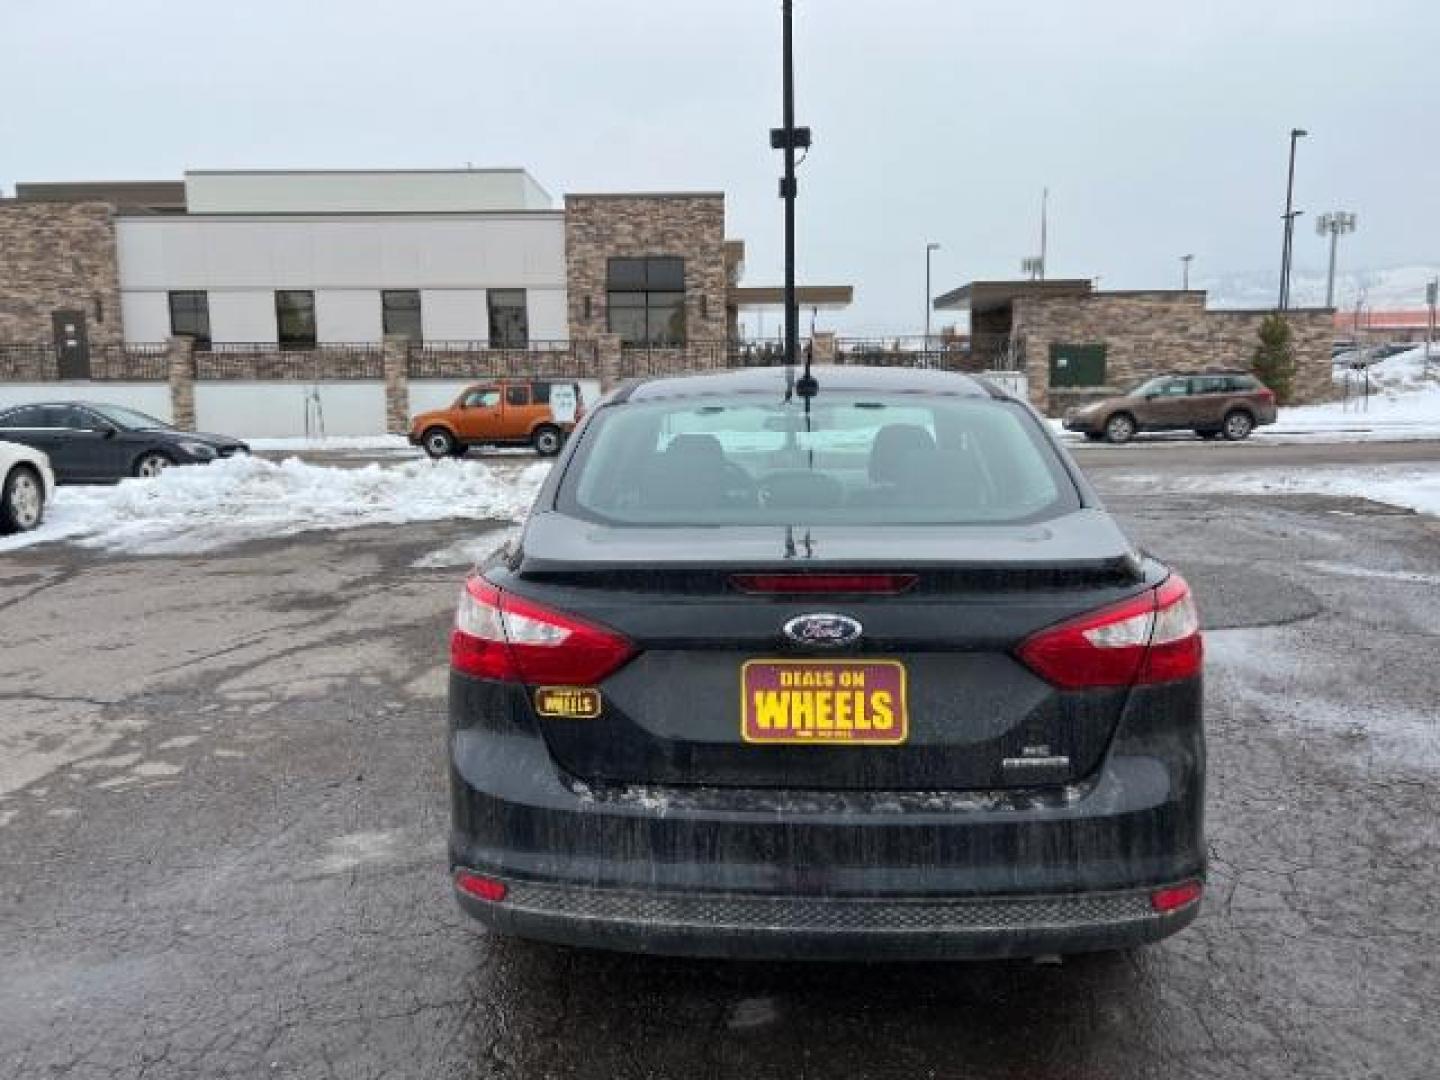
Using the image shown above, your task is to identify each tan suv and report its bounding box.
[1063,371,1277,444]
[409,380,584,458]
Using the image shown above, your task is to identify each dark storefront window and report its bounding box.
[487,289,529,348]
[382,290,423,343]
[168,291,211,348]
[275,290,317,349]
[607,257,685,345]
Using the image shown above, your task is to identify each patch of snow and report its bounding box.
[1111,465,1440,518]
[411,527,519,569]
[0,456,552,556]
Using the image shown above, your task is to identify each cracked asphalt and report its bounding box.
[1,440,1437,1079]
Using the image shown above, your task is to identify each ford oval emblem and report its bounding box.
[782,613,863,649]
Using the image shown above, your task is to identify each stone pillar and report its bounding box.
[597,333,623,393]
[166,336,196,431]
[812,331,837,364]
[382,335,411,434]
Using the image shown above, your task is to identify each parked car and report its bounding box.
[0,439,55,534]
[447,366,1206,960]
[409,380,583,459]
[0,402,249,484]
[1063,370,1277,443]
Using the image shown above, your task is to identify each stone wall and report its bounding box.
[0,201,123,345]
[564,194,727,344]
[1012,291,1333,413]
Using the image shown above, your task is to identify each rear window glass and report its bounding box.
[560,393,1079,526]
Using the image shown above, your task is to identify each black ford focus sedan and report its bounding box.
[448,366,1205,960]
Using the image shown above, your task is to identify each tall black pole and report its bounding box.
[782,0,798,372]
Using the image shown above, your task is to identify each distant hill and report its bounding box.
[1203,264,1439,312]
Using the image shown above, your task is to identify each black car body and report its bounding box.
[448,367,1205,960]
[0,402,249,483]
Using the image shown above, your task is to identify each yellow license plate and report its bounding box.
[741,660,907,745]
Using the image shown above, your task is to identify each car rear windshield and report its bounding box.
[559,392,1080,526]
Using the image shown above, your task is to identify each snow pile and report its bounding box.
[0,456,551,556]
[1114,466,1440,518]
[1332,344,1439,396]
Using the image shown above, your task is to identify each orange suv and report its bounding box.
[410,380,584,458]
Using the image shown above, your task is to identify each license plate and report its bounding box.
[741,660,907,745]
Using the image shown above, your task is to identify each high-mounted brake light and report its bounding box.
[729,573,918,595]
[1016,574,1202,690]
[450,577,636,685]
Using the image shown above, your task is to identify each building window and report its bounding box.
[607,257,685,345]
[168,291,211,348]
[487,290,529,348]
[275,290,316,349]
[381,290,423,343]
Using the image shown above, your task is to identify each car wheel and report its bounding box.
[1222,410,1254,441]
[532,425,563,457]
[0,465,45,534]
[1103,413,1136,444]
[134,452,173,479]
[422,427,455,459]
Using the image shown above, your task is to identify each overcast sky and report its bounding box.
[3,0,1435,334]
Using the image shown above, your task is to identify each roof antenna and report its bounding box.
[773,0,816,400]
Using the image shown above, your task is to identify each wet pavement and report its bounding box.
[1,441,1437,1078]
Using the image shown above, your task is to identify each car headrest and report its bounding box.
[663,433,725,463]
[869,424,936,483]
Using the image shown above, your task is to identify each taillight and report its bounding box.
[1150,880,1203,913]
[454,869,507,903]
[1016,574,1202,689]
[1258,388,1276,403]
[450,577,635,685]
[729,573,918,595]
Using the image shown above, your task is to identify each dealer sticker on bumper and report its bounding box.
[741,660,907,745]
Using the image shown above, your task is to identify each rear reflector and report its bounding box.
[1150,880,1203,914]
[1016,573,1202,689]
[454,870,507,903]
[451,577,636,685]
[730,573,918,595]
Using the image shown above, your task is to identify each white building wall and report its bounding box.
[120,292,172,343]
[420,290,488,342]
[207,291,277,343]
[194,382,386,438]
[316,289,383,343]
[185,170,554,214]
[116,213,567,345]
[528,288,569,341]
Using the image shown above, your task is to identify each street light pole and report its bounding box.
[1180,254,1194,291]
[925,242,940,359]
[1278,127,1307,310]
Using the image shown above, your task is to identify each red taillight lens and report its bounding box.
[1150,880,1203,913]
[729,573,918,595]
[454,870,507,903]
[450,577,636,685]
[1258,388,1276,402]
[1016,574,1202,690]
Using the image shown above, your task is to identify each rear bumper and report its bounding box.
[449,675,1205,959]
[455,874,1199,960]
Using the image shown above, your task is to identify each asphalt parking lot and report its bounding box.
[2,440,1438,1079]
